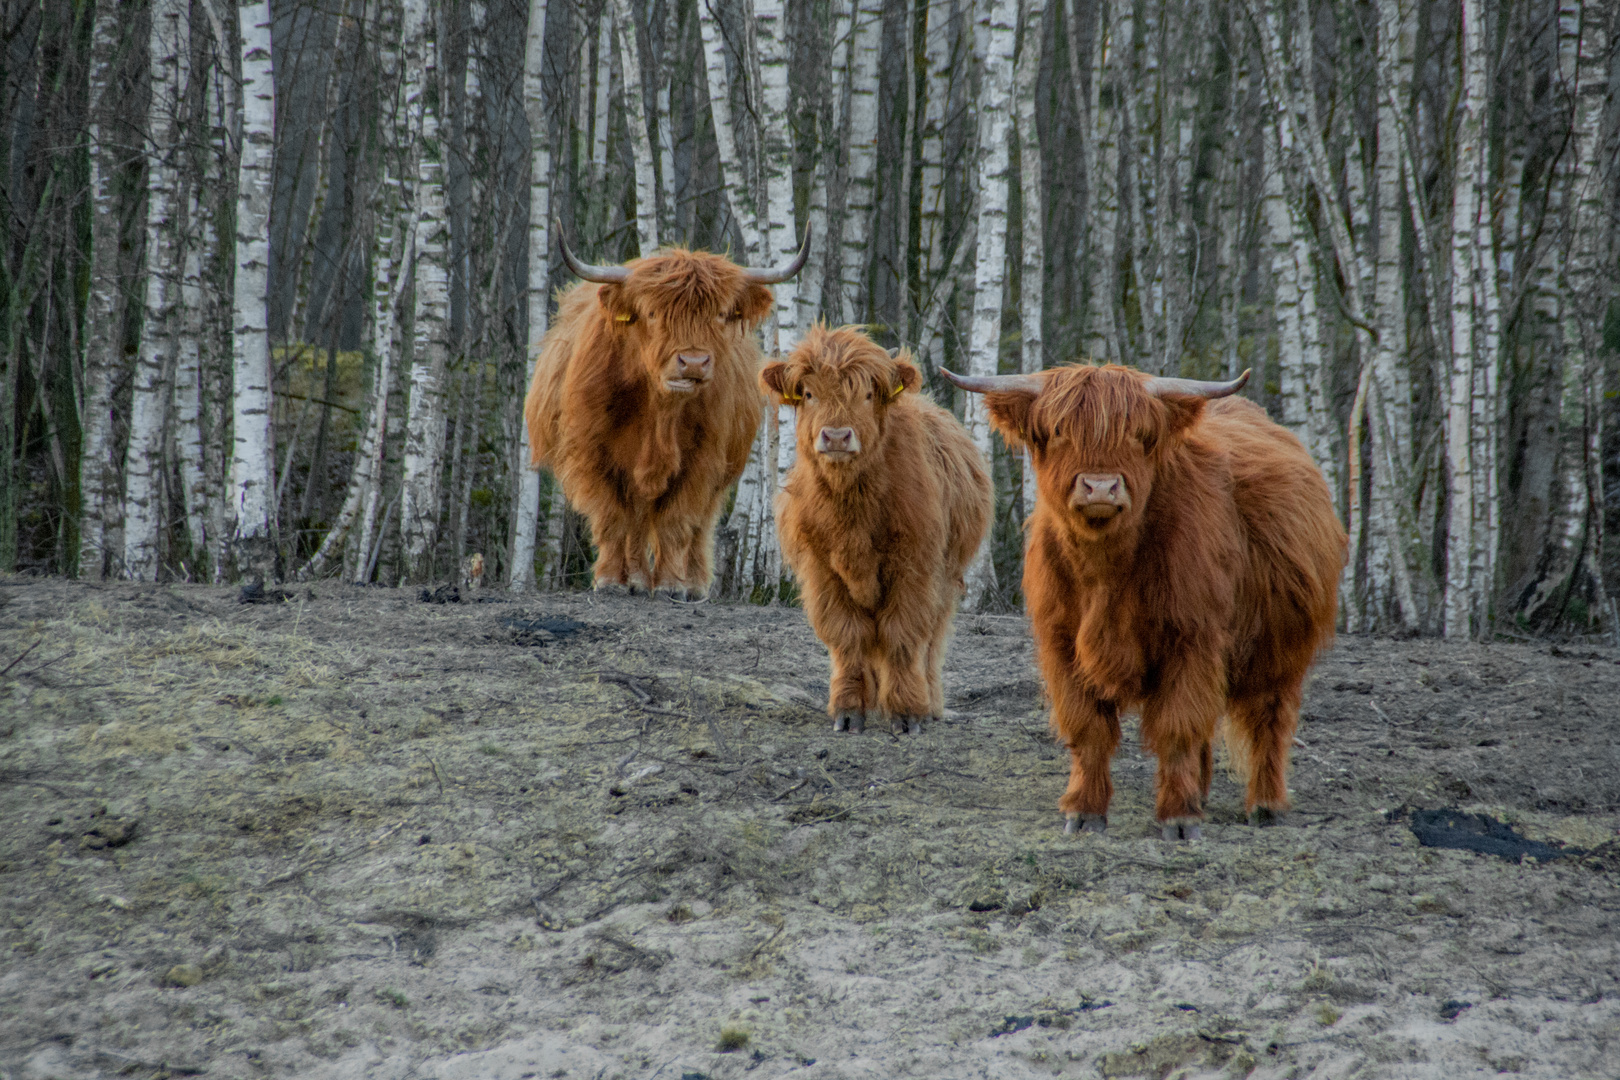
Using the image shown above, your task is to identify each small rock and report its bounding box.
[165,964,204,987]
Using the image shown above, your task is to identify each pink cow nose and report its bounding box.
[675,352,712,380]
[1071,473,1130,521]
[817,427,858,455]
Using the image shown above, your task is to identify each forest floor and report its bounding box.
[1,575,1618,1080]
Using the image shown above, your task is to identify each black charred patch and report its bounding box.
[1409,809,1578,863]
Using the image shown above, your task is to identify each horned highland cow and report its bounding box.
[944,363,1346,840]
[524,231,808,599]
[764,326,993,735]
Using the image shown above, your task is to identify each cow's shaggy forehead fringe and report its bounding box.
[627,249,749,313]
[789,324,893,389]
[1030,364,1165,448]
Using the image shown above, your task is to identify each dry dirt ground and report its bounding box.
[1,575,1618,1080]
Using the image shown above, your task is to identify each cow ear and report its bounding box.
[982,390,1040,450]
[889,359,921,399]
[597,283,635,324]
[736,283,775,326]
[760,361,799,404]
[1155,395,1208,443]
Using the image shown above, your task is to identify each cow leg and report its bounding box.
[588,509,633,590]
[1140,653,1224,834]
[1053,695,1121,831]
[1226,682,1302,823]
[828,643,873,733]
[874,605,935,735]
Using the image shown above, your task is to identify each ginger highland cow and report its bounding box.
[944,364,1345,840]
[524,230,808,599]
[764,326,992,735]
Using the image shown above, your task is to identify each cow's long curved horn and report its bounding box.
[555,221,630,283]
[742,224,812,284]
[1143,368,1251,399]
[939,368,1045,395]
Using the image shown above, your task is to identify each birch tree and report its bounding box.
[78,0,136,579]
[513,0,552,590]
[963,0,1016,607]
[230,0,278,579]
[400,0,453,583]
[123,0,192,579]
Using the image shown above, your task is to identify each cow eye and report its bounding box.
[802,389,812,401]
[865,390,872,401]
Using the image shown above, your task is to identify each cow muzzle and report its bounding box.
[1070,473,1131,523]
[665,352,712,392]
[815,427,861,458]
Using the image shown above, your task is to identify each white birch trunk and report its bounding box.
[838,0,882,323]
[79,0,130,579]
[513,0,552,591]
[123,0,190,580]
[918,0,951,365]
[963,0,1016,607]
[400,0,452,584]
[1544,0,1608,630]
[1085,0,1123,362]
[756,0,799,580]
[698,1,760,260]
[614,0,659,254]
[175,117,211,578]
[1016,0,1044,518]
[230,0,278,579]
[1442,0,1484,640]
[1368,0,1420,629]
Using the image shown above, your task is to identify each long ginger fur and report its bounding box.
[977,364,1345,828]
[763,325,992,732]
[524,249,773,596]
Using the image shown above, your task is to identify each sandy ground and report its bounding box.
[1,575,1617,1080]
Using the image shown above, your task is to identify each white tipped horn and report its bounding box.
[939,368,1045,394]
[555,221,630,283]
[1143,368,1251,399]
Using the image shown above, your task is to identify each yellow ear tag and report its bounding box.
[614,313,634,323]
[889,383,905,400]
[784,389,802,404]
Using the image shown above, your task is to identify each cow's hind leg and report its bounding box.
[1226,683,1302,824]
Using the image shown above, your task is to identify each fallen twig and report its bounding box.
[0,638,42,678]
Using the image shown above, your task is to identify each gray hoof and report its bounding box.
[1065,813,1106,835]
[832,709,865,734]
[593,578,630,596]
[1248,806,1281,827]
[892,715,925,735]
[1160,819,1203,842]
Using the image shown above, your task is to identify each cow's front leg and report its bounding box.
[804,567,877,733]
[1140,650,1225,840]
[1053,690,1122,834]
[873,590,942,735]
[588,507,634,592]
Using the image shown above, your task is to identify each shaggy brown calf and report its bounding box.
[945,364,1345,840]
[764,326,992,734]
[525,232,807,598]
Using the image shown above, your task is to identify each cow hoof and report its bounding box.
[1248,806,1281,827]
[592,578,630,596]
[892,715,925,735]
[1160,819,1203,842]
[1065,813,1107,835]
[664,587,708,603]
[832,709,865,734]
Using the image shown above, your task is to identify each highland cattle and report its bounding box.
[944,364,1345,840]
[765,326,993,735]
[525,231,808,598]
